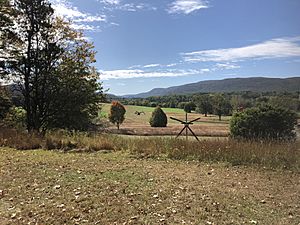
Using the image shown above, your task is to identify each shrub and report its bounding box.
[4,106,26,129]
[230,105,297,140]
[109,101,126,130]
[149,106,167,127]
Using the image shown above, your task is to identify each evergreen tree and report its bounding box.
[149,106,167,127]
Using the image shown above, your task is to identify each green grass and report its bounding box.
[1,148,299,224]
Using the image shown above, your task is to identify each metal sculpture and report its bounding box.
[170,113,200,141]
[135,111,145,116]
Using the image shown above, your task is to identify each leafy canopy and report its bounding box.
[109,101,126,129]
[230,105,297,140]
[0,0,104,132]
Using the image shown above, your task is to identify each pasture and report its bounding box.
[100,104,230,137]
[1,148,299,224]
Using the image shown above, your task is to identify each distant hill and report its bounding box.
[106,93,122,101]
[124,77,300,98]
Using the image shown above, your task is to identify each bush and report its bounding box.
[230,105,297,140]
[4,106,26,129]
[149,106,167,127]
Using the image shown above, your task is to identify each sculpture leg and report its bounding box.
[187,126,200,142]
[176,126,186,139]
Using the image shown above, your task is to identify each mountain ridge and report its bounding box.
[123,77,300,98]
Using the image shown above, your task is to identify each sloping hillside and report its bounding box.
[125,77,300,98]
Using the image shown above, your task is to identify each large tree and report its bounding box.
[195,94,212,117]
[212,94,232,121]
[0,0,103,132]
[109,101,126,130]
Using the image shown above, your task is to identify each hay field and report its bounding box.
[101,104,229,137]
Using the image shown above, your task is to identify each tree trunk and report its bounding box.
[25,30,33,132]
[219,114,221,121]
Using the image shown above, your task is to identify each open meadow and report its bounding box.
[1,147,299,224]
[1,0,300,224]
[100,104,230,137]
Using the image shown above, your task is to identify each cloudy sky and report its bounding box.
[51,0,300,95]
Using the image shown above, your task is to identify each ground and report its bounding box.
[101,104,229,136]
[1,148,299,224]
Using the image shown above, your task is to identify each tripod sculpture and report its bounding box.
[170,113,201,142]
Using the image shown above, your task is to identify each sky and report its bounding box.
[51,0,300,95]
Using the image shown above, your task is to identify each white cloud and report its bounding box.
[166,63,178,67]
[100,69,209,80]
[74,15,106,23]
[100,0,156,12]
[143,64,161,68]
[51,0,106,31]
[71,24,101,32]
[182,37,300,62]
[215,63,240,70]
[101,0,121,5]
[167,0,209,14]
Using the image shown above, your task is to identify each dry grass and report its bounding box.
[0,127,114,152]
[120,137,300,170]
[0,127,299,170]
[0,127,42,150]
[101,104,230,136]
[0,148,299,224]
[44,131,115,152]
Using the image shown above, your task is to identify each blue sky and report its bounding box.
[52,0,300,95]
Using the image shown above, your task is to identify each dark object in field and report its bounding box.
[135,111,145,116]
[170,113,200,141]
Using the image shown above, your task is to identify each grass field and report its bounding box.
[1,148,299,224]
[100,104,230,137]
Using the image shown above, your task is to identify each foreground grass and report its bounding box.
[1,127,299,170]
[1,148,299,224]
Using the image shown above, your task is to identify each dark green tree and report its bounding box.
[149,106,167,127]
[269,96,299,112]
[230,105,297,140]
[195,94,212,116]
[212,94,232,121]
[109,101,126,130]
[183,102,196,113]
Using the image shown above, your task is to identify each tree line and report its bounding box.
[115,91,300,120]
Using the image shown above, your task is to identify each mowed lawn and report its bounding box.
[100,104,230,136]
[0,148,299,224]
